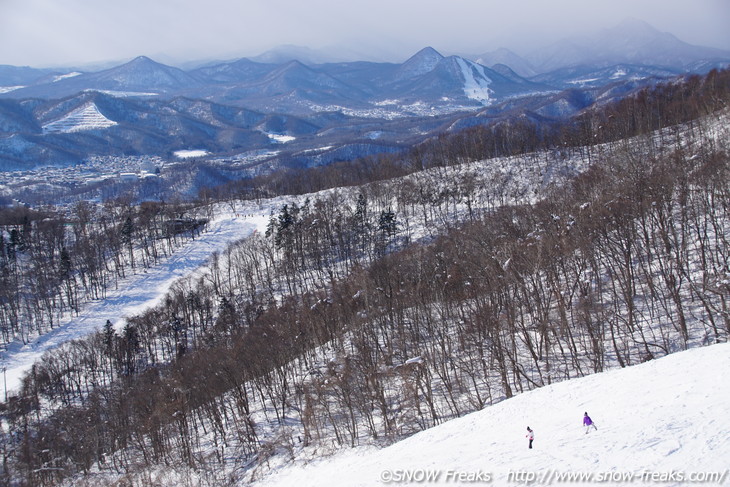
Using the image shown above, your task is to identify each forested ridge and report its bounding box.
[0,70,728,486]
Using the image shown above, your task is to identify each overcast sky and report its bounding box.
[1,0,729,68]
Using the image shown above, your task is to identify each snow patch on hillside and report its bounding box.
[457,58,492,104]
[569,78,600,86]
[0,86,24,94]
[266,132,296,143]
[300,145,334,154]
[253,343,730,487]
[0,86,25,94]
[42,102,117,133]
[174,149,209,159]
[82,88,159,97]
[52,72,82,82]
[611,68,628,79]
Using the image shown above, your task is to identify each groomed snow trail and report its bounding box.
[0,214,263,394]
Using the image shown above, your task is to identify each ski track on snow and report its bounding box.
[0,215,257,394]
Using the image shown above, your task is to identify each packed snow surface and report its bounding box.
[254,343,730,487]
[42,102,117,133]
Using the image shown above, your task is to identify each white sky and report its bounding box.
[1,0,729,68]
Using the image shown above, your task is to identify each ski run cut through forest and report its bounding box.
[1,214,268,393]
[0,70,728,486]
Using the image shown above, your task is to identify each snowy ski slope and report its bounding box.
[42,102,117,133]
[253,343,730,487]
[457,57,493,104]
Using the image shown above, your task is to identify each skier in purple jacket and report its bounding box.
[583,412,597,434]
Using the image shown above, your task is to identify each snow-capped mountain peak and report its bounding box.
[474,47,537,77]
[401,55,522,106]
[95,55,200,90]
[395,46,445,80]
[608,17,673,41]
[528,17,730,72]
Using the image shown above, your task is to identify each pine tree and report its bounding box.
[121,215,135,268]
[378,209,397,238]
[59,247,72,280]
[121,323,140,375]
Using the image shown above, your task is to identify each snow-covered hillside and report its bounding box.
[253,343,730,487]
[42,102,117,133]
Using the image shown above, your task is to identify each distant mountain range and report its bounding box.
[0,19,727,171]
[475,18,730,76]
[0,48,552,112]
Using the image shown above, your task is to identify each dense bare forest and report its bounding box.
[0,70,728,486]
